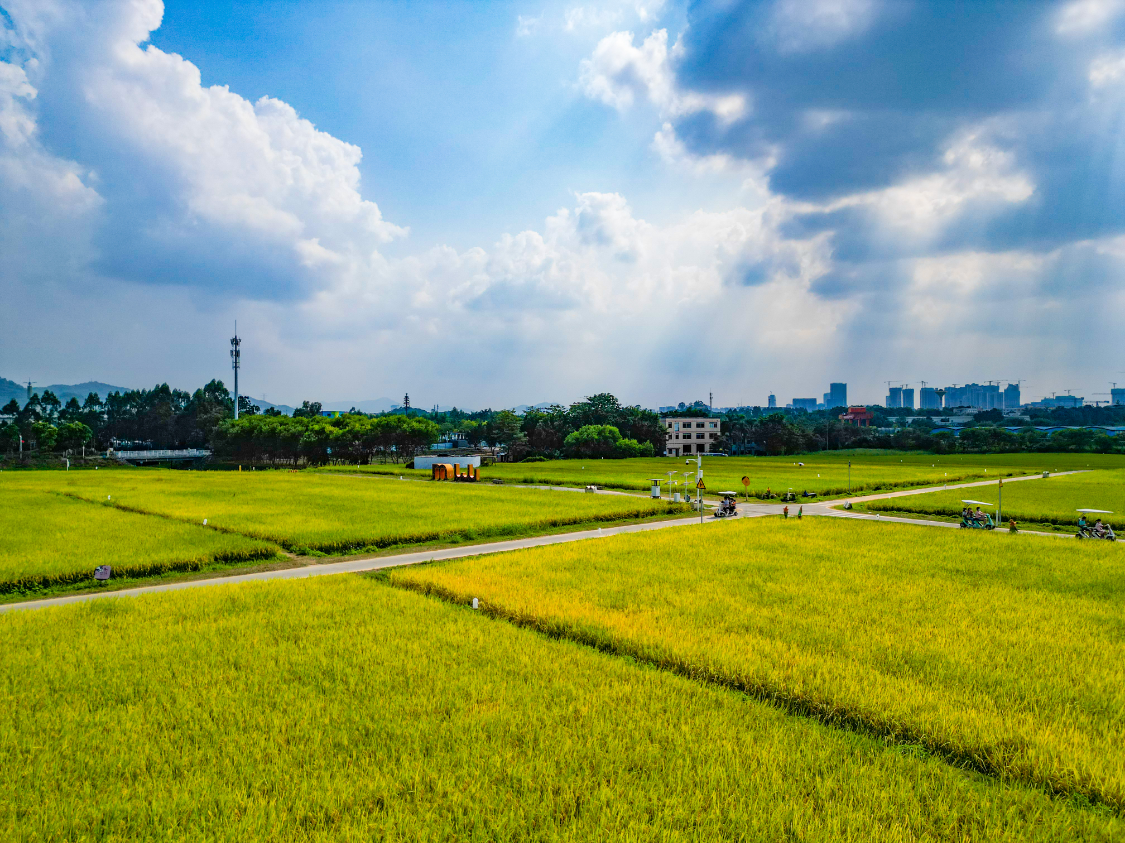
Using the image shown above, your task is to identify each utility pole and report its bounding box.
[709,392,713,415]
[230,322,241,420]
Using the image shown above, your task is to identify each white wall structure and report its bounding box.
[413,455,481,470]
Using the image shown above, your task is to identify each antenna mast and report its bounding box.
[230,322,241,420]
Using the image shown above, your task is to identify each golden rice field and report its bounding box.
[391,516,1125,811]
[2,469,686,556]
[865,470,1125,529]
[0,487,278,595]
[326,451,1125,498]
[1,577,1118,841]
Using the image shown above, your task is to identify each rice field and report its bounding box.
[3,469,686,555]
[865,469,1125,529]
[0,487,278,594]
[391,516,1125,811]
[1,576,1118,841]
[326,452,1125,498]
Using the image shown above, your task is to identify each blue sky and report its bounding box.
[2,0,1125,408]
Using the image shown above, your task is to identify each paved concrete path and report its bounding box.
[1,469,1082,614]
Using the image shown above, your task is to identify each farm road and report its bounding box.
[0,511,745,614]
[1,470,1085,614]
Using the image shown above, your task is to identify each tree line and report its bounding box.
[8,381,1125,462]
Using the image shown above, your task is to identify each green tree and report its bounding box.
[563,424,622,458]
[0,422,20,452]
[238,396,261,416]
[485,410,523,454]
[56,421,93,452]
[39,390,61,418]
[31,421,57,452]
[293,401,323,418]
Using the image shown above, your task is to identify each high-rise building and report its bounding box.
[886,386,903,408]
[792,398,818,412]
[919,387,942,410]
[1112,388,1125,406]
[1003,383,1021,409]
[901,388,915,410]
[943,383,1003,410]
[828,382,847,408]
[768,394,776,409]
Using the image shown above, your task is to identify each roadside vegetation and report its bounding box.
[391,516,1125,811]
[1,576,1119,841]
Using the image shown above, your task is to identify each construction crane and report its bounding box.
[1092,393,1110,407]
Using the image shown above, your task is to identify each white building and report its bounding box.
[663,417,720,456]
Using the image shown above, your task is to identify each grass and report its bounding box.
[390,516,1125,811]
[1,576,1120,841]
[0,487,279,595]
[3,469,687,555]
[324,451,1125,498]
[866,470,1125,530]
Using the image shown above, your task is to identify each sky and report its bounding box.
[2,0,1125,409]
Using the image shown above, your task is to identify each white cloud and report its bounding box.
[0,0,404,300]
[564,6,624,32]
[767,0,878,54]
[1057,0,1125,35]
[579,29,746,121]
[516,14,542,37]
[1089,50,1125,87]
[5,0,1123,409]
[820,130,1034,241]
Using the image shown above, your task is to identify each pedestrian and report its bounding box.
[797,505,803,519]
[783,505,789,519]
[766,486,772,500]
[1009,518,1018,533]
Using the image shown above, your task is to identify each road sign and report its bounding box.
[741,476,749,486]
[696,479,706,490]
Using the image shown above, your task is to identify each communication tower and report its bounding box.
[230,323,241,420]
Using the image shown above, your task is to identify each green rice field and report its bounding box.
[865,469,1125,529]
[0,488,278,594]
[326,451,1125,498]
[391,516,1125,811]
[3,469,686,556]
[0,576,1118,841]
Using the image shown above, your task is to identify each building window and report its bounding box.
[696,433,704,439]
[708,422,717,428]
[696,422,705,428]
[708,433,714,439]
[674,423,680,431]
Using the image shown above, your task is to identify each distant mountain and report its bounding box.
[0,377,133,406]
[2,377,295,415]
[511,402,565,414]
